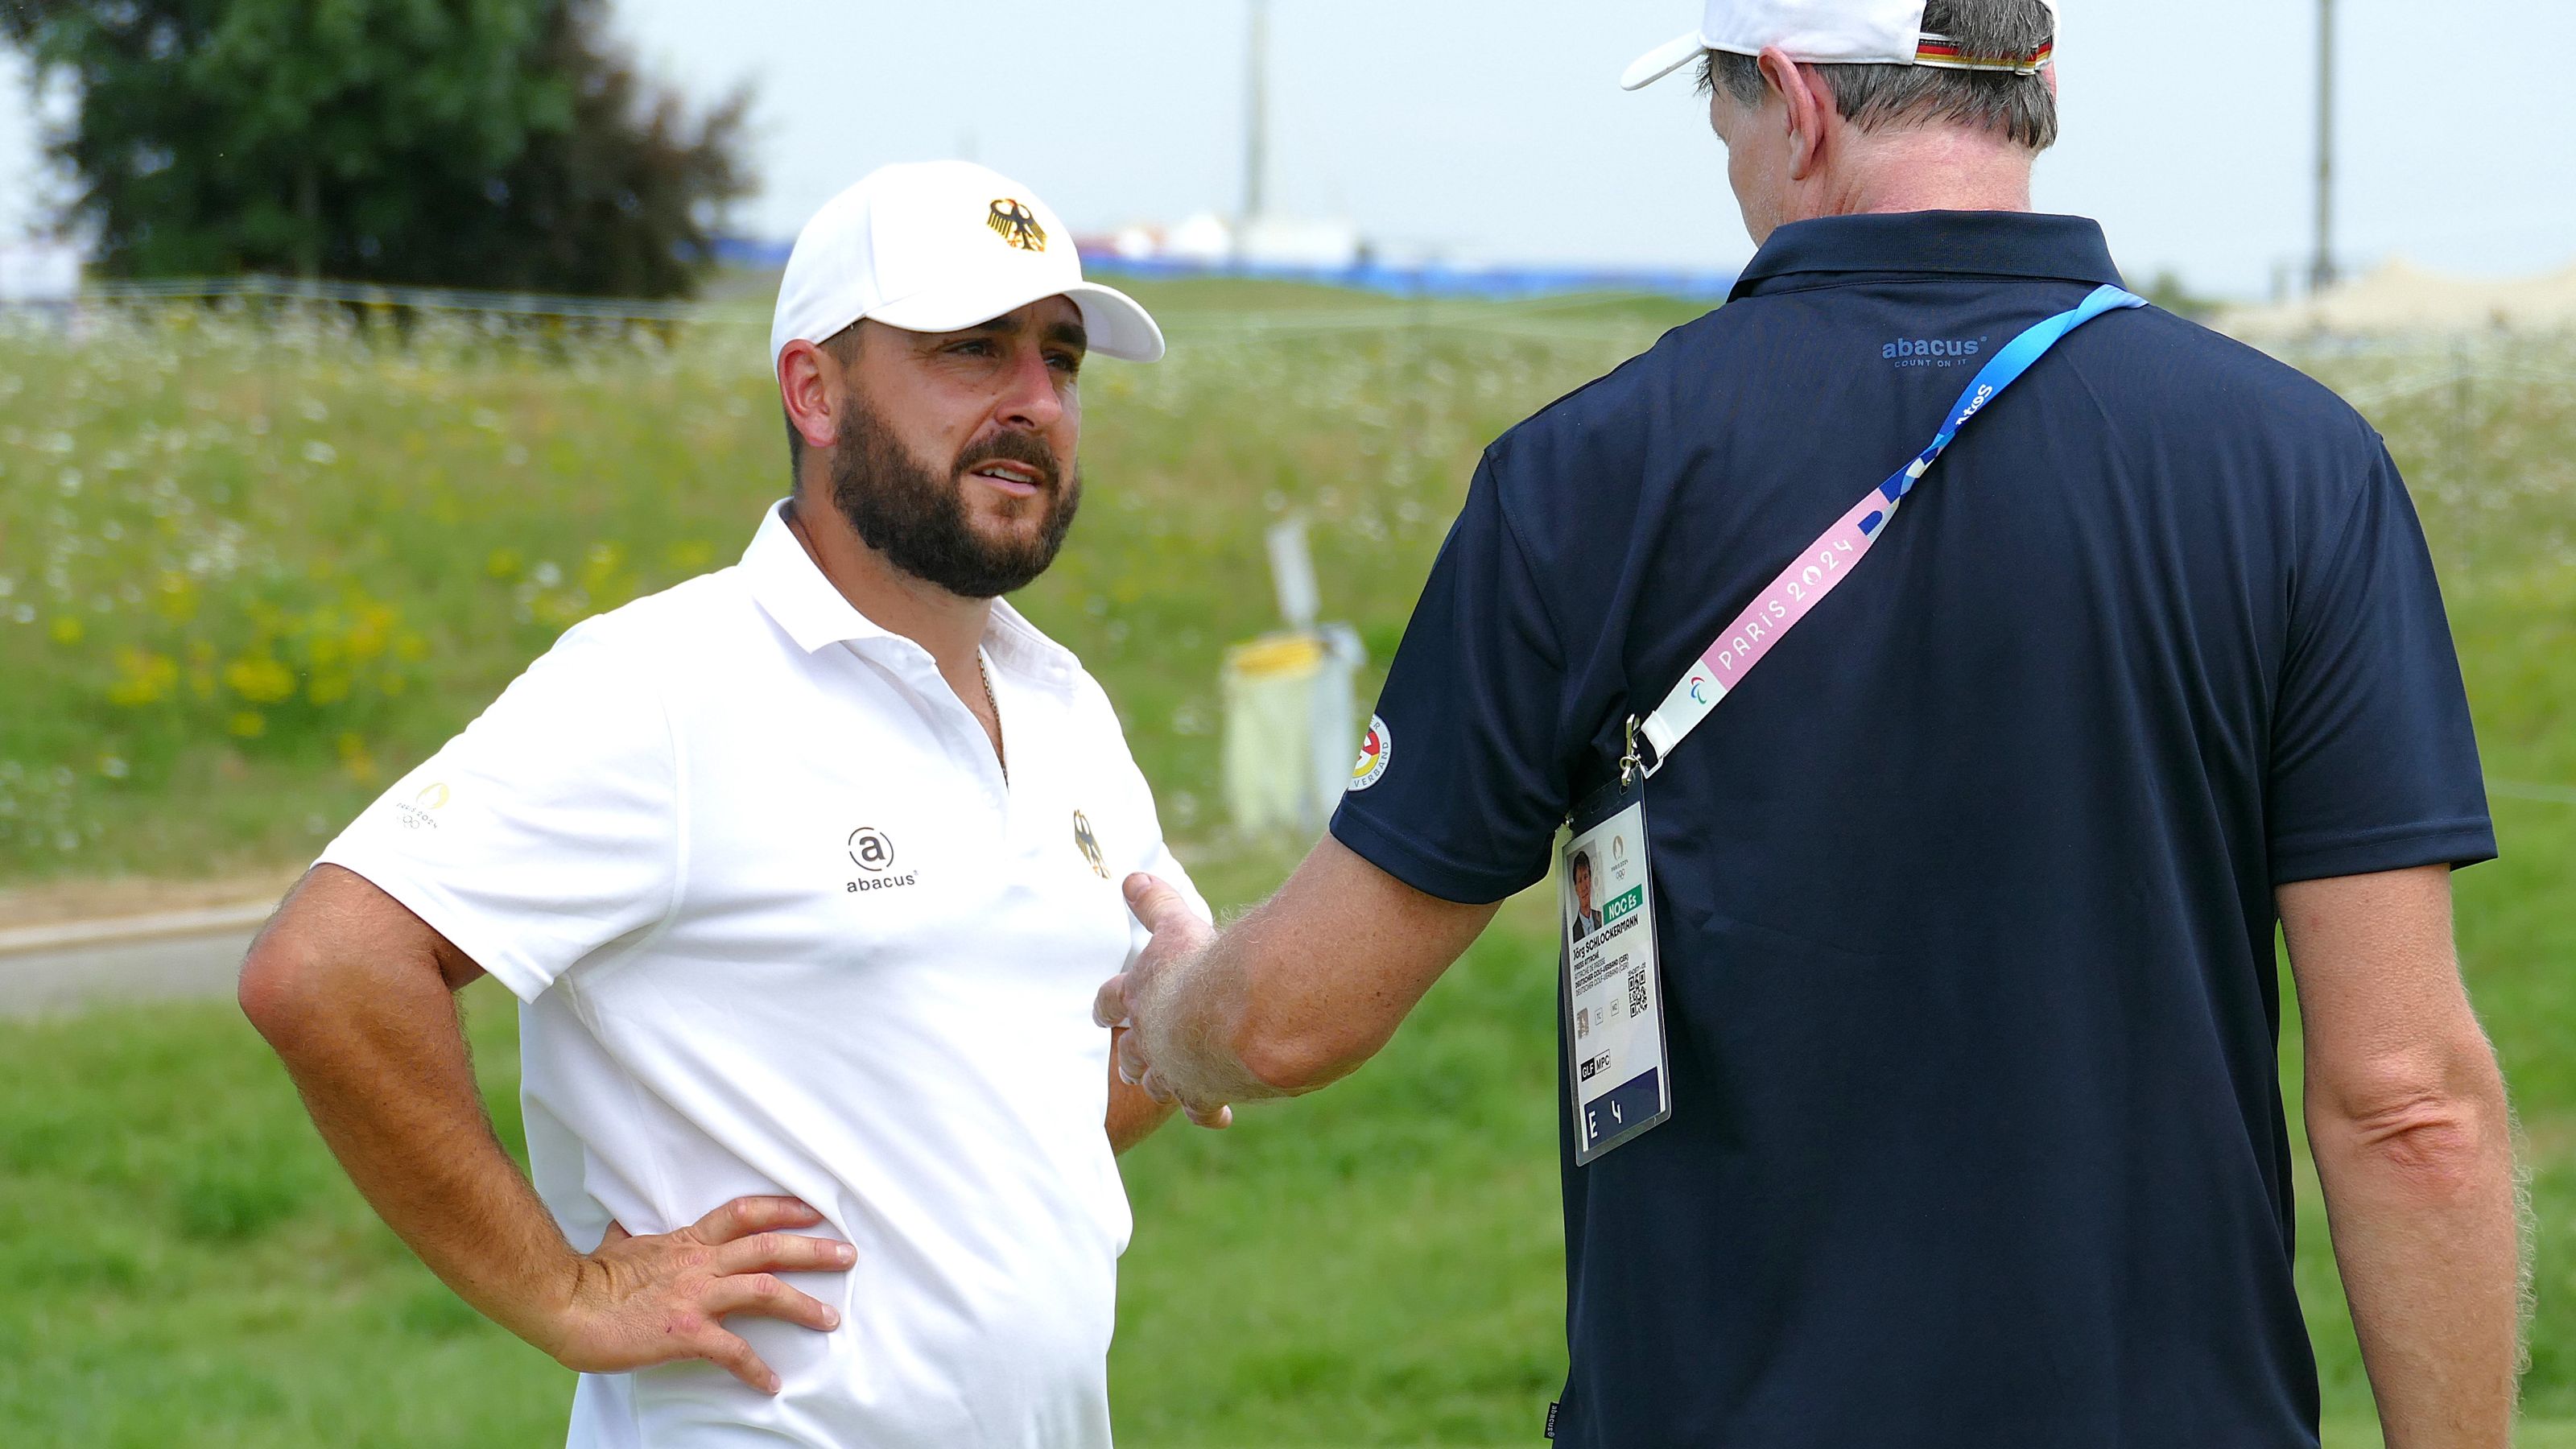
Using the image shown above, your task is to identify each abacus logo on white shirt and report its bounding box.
[846,826,919,893]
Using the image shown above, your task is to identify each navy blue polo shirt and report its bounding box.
[1329,211,2494,1448]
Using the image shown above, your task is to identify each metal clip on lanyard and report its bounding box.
[1627,284,2147,776]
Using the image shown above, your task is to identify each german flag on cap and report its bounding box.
[1620,2,2064,93]
[1913,34,2054,74]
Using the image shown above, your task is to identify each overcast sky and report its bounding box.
[3,1,2571,300]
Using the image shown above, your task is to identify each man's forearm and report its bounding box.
[2310,1059,2520,1447]
[1108,839,1501,1115]
[243,927,579,1353]
[1129,930,1285,1108]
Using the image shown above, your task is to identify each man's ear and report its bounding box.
[1759,47,1830,181]
[778,340,842,456]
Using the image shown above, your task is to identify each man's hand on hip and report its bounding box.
[546,1195,854,1394]
[243,871,861,1399]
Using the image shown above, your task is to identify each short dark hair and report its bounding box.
[1572,850,1593,876]
[782,323,865,490]
[1698,0,2058,151]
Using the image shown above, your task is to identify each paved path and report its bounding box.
[0,919,264,1018]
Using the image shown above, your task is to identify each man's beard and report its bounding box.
[825,393,1082,599]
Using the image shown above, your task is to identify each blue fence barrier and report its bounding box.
[711,236,1736,304]
[1081,255,1738,303]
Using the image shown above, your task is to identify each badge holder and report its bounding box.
[1559,717,1673,1165]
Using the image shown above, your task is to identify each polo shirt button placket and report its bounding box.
[980,648,1014,814]
[880,642,999,796]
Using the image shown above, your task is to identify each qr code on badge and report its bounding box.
[1626,962,1649,1018]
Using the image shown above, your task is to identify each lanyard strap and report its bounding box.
[1633,283,2146,778]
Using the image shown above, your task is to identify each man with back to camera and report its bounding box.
[1099,3,2520,1446]
[238,160,1221,1447]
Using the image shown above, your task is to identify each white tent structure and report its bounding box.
[2220,258,2576,340]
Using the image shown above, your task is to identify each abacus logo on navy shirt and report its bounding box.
[1886,336,1986,369]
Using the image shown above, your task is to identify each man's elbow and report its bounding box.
[2315,1047,2512,1200]
[237,926,325,1051]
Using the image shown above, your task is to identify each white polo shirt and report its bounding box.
[320,501,1207,1449]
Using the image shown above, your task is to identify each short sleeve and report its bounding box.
[2265,445,2495,882]
[317,623,681,1000]
[1330,456,1572,903]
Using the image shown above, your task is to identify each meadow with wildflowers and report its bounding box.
[0,286,2569,1445]
[0,284,1682,878]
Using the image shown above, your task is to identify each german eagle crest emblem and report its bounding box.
[987,198,1046,252]
[1071,810,1107,877]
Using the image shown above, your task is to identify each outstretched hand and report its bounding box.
[1096,872,1232,1129]
[546,1195,852,1394]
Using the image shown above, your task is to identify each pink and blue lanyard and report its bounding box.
[1627,283,2146,780]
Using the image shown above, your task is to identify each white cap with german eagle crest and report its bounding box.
[770,160,1164,365]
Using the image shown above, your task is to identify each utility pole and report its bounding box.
[2310,0,2338,295]
[1243,0,1269,222]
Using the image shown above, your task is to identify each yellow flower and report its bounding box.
[346,604,395,662]
[224,654,298,704]
[47,615,83,646]
[229,710,267,738]
[106,647,179,707]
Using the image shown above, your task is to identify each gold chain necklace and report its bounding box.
[976,649,1006,781]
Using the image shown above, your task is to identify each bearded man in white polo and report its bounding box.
[239,161,1217,1447]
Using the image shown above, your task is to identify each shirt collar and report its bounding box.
[1730,211,2124,300]
[741,499,1081,696]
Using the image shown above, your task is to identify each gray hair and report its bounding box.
[1697,0,2058,151]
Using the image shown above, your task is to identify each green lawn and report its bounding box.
[0,287,2568,1443]
[2,878,2570,1445]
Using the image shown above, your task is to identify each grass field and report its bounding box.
[0,281,2568,1444]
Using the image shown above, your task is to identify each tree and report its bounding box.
[0,0,751,298]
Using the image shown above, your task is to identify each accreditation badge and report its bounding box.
[1560,771,1671,1165]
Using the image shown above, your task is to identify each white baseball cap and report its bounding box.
[1620,0,2057,91]
[769,160,1164,366]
